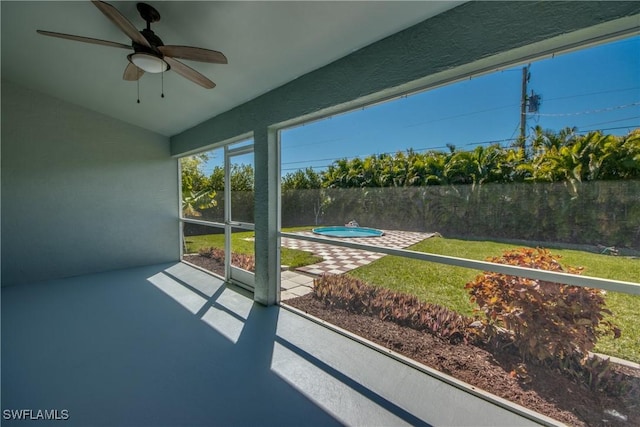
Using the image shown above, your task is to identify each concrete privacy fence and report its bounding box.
[280,180,640,251]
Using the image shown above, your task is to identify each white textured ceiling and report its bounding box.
[1,1,464,136]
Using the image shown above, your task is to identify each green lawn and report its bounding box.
[184,227,321,269]
[185,228,639,362]
[348,237,640,363]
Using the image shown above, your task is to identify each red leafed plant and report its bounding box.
[465,248,620,366]
[198,247,255,272]
[313,274,478,344]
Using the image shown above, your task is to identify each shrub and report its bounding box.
[465,248,620,365]
[198,246,224,260]
[198,247,255,272]
[313,274,478,344]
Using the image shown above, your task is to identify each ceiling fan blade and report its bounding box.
[164,57,215,89]
[159,45,228,64]
[37,30,133,50]
[123,63,144,81]
[91,1,151,48]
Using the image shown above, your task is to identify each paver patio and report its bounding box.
[280,230,435,300]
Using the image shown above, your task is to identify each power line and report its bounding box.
[577,125,640,133]
[284,86,639,152]
[509,121,522,141]
[282,120,639,168]
[281,124,638,173]
[282,156,352,166]
[578,116,640,128]
[543,86,640,103]
[282,165,329,172]
[382,79,638,131]
[526,102,639,117]
[282,136,349,150]
[282,136,520,167]
[404,103,517,129]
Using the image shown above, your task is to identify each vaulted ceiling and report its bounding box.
[1,1,464,136]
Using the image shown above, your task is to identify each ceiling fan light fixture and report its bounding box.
[128,53,168,73]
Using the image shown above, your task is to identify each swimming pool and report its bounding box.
[312,226,384,238]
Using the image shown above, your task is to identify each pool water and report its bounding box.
[312,226,384,238]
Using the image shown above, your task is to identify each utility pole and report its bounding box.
[520,64,530,141]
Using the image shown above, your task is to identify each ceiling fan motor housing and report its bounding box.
[135,1,164,54]
[131,4,168,69]
[136,29,164,52]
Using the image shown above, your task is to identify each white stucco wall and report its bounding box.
[1,81,180,286]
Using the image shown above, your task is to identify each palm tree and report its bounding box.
[324,158,351,188]
[530,126,578,155]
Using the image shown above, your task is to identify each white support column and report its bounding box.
[224,145,232,280]
[253,127,281,305]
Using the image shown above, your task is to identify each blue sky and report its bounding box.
[204,35,639,175]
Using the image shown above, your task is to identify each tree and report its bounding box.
[180,154,209,195]
[286,128,639,191]
[282,167,322,190]
[182,188,217,218]
[323,158,352,188]
[180,154,216,217]
[444,150,476,184]
[282,168,330,225]
[209,164,255,191]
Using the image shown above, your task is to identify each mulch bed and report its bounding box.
[183,254,226,277]
[286,293,640,427]
[183,253,639,426]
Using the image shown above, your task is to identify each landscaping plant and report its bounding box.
[198,247,255,272]
[465,247,621,387]
[313,274,478,344]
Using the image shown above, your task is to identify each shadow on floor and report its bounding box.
[2,262,541,426]
[2,263,342,426]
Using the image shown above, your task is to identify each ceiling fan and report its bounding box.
[37,1,227,89]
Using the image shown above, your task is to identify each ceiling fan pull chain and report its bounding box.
[137,74,141,104]
[161,71,165,98]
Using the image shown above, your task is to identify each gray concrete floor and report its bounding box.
[2,262,554,426]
